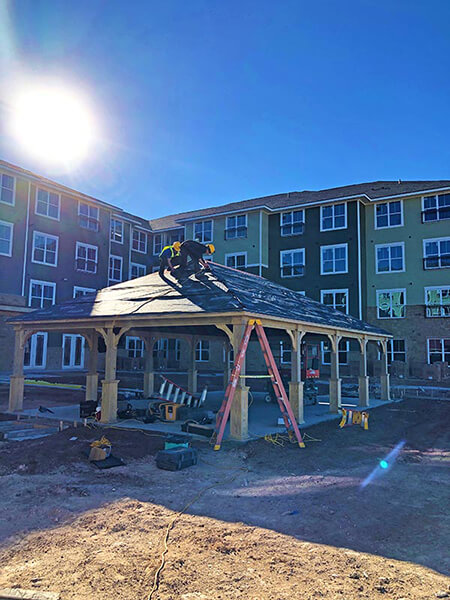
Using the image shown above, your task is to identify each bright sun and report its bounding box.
[11,85,95,164]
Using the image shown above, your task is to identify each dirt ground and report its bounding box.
[0,397,449,599]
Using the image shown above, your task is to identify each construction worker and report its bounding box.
[158,241,181,276]
[177,240,215,274]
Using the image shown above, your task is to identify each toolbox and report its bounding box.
[156,447,198,471]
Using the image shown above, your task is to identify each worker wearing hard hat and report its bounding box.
[158,241,181,276]
[177,240,215,274]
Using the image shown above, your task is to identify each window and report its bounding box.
[73,286,96,298]
[422,194,450,222]
[195,340,210,362]
[375,200,403,229]
[109,255,122,283]
[169,229,184,244]
[320,203,347,231]
[78,202,99,231]
[153,338,168,360]
[423,237,450,269]
[321,244,348,274]
[376,289,406,319]
[0,220,13,256]
[175,339,181,362]
[153,234,162,255]
[280,210,304,236]
[427,338,450,364]
[386,339,406,364]
[280,249,305,278]
[225,214,247,239]
[126,336,144,359]
[0,173,14,205]
[375,242,405,273]
[321,289,349,313]
[321,340,349,364]
[280,341,291,364]
[35,188,60,220]
[62,334,85,368]
[425,286,450,317]
[32,231,58,266]
[110,218,123,243]
[29,280,56,308]
[132,229,147,253]
[24,332,47,368]
[225,252,247,270]
[223,346,235,365]
[130,263,146,279]
[75,242,98,273]
[194,220,213,243]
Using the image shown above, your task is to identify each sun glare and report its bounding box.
[11,85,95,164]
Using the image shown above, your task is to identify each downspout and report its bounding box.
[259,210,262,277]
[21,182,31,298]
[357,201,362,320]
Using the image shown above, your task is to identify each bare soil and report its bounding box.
[0,397,449,600]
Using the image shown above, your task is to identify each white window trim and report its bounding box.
[194,219,214,243]
[24,332,48,369]
[225,214,248,239]
[0,172,15,206]
[31,230,59,267]
[280,341,291,364]
[421,194,450,222]
[375,241,405,274]
[424,285,450,317]
[0,219,13,257]
[73,286,96,298]
[321,340,349,365]
[280,248,306,279]
[153,234,163,256]
[29,279,56,308]
[75,241,98,273]
[130,262,147,278]
[125,336,145,358]
[78,200,99,231]
[109,254,123,283]
[387,339,407,363]
[427,338,450,364]
[62,334,85,369]
[280,210,305,237]
[225,252,247,269]
[320,289,349,313]
[110,218,124,244]
[423,236,450,269]
[320,203,347,232]
[320,243,348,275]
[133,228,148,254]
[195,340,210,362]
[376,288,406,319]
[35,187,61,221]
[374,199,404,230]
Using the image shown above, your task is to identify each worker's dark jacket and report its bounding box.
[179,240,208,259]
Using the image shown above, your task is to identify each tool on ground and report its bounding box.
[181,421,215,437]
[212,319,305,450]
[89,436,112,461]
[339,407,369,430]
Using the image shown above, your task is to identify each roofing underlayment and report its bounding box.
[12,263,389,338]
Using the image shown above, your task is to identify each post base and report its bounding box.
[381,373,390,401]
[329,378,342,413]
[85,373,99,402]
[230,385,249,441]
[289,380,305,424]
[358,375,370,408]
[9,375,25,412]
[100,379,119,423]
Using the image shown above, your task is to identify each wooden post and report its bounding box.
[143,335,155,397]
[230,321,249,441]
[98,327,121,423]
[380,339,391,401]
[9,328,27,412]
[329,334,342,413]
[85,331,98,402]
[187,337,198,394]
[289,330,305,424]
[358,338,369,408]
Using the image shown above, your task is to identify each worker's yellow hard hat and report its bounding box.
[206,243,215,254]
[173,241,181,251]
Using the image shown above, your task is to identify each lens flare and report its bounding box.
[361,440,406,488]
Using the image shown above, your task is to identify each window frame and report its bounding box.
[427,338,450,364]
[321,339,349,365]
[0,172,15,206]
[125,336,145,359]
[423,237,450,270]
[195,340,210,362]
[132,229,148,254]
[376,288,406,319]
[320,243,348,275]
[225,214,248,240]
[320,203,347,232]
[280,340,292,364]
[424,286,450,318]
[62,334,85,369]
[31,231,59,267]
[280,210,305,237]
[110,218,124,243]
[374,199,403,230]
[108,254,123,283]
[75,241,98,274]
[280,248,306,279]
[0,219,13,257]
[225,252,247,270]
[152,234,163,256]
[194,219,213,243]
[24,332,48,369]
[78,201,99,232]
[375,242,405,274]
[35,187,61,221]
[130,262,146,279]
[320,289,349,313]
[29,279,56,309]
[421,194,450,223]
[387,339,407,364]
[73,286,96,298]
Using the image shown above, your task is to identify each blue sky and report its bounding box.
[1,0,449,218]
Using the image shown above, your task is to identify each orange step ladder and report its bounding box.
[213,319,305,451]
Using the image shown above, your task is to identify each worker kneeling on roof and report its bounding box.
[159,241,181,276]
[177,240,215,274]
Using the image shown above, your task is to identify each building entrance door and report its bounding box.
[24,332,48,369]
